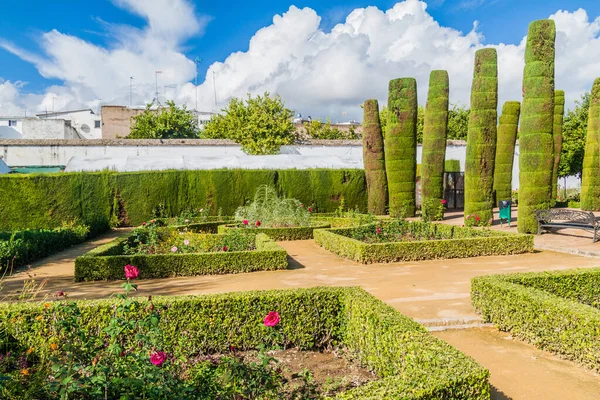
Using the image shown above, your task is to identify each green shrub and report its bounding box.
[518,20,556,233]
[581,78,600,210]
[362,99,388,215]
[0,224,89,268]
[385,78,418,217]
[0,286,489,399]
[218,222,330,241]
[74,232,287,281]
[552,90,565,205]
[314,221,533,264]
[465,48,498,226]
[471,268,600,371]
[421,70,450,220]
[234,185,311,227]
[444,159,461,173]
[493,101,521,206]
[128,101,199,139]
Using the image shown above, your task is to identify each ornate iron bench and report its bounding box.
[535,209,600,242]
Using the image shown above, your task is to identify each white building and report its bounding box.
[0,117,25,138]
[37,109,102,139]
[195,111,216,130]
[0,116,81,139]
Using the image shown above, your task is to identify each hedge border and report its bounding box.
[314,223,533,264]
[217,222,331,241]
[0,286,489,399]
[74,232,288,281]
[471,268,600,371]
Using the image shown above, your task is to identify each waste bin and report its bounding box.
[499,200,512,227]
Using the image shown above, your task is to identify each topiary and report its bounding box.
[362,99,388,215]
[581,78,600,210]
[493,101,521,206]
[552,90,565,205]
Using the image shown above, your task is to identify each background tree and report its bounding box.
[203,93,295,155]
[559,92,590,179]
[128,101,199,139]
[362,99,388,215]
[581,79,600,210]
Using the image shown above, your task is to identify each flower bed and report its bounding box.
[0,224,89,268]
[472,268,600,371]
[74,226,287,281]
[314,220,533,263]
[0,286,489,399]
[218,222,331,241]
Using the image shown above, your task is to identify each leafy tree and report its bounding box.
[202,93,295,155]
[303,119,347,139]
[128,101,199,139]
[559,92,590,178]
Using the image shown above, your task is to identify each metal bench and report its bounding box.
[535,209,600,242]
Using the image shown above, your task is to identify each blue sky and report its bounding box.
[1,0,599,118]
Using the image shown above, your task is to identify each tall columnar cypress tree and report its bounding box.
[581,78,600,211]
[493,101,521,206]
[362,99,388,215]
[551,90,565,205]
[421,70,450,219]
[464,48,498,226]
[385,78,418,217]
[518,19,556,233]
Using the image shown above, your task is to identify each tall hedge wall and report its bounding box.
[385,78,418,217]
[518,20,556,233]
[465,48,498,226]
[421,70,450,217]
[0,169,367,232]
[493,101,521,206]
[552,90,565,205]
[362,99,388,215]
[581,79,600,210]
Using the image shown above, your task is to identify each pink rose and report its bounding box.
[376,227,381,234]
[243,219,249,225]
[171,246,178,253]
[184,240,190,246]
[475,216,481,222]
[308,207,313,212]
[264,311,280,327]
[124,264,139,280]
[441,199,447,205]
[184,219,190,223]
[142,222,147,227]
[56,291,65,297]
[150,351,167,367]
[255,220,261,227]
[222,246,228,252]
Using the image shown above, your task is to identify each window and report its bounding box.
[94,120,101,129]
[8,120,17,127]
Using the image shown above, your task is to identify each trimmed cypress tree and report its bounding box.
[421,70,450,220]
[551,90,565,205]
[581,78,600,211]
[464,48,498,226]
[362,99,388,215]
[385,78,418,217]
[493,101,521,206]
[518,20,556,233]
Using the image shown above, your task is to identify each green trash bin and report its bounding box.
[499,200,512,227]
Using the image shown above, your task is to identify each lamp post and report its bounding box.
[129,76,134,107]
[194,57,201,111]
[155,71,162,105]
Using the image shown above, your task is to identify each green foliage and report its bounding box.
[218,222,330,241]
[559,92,590,178]
[580,79,600,211]
[314,221,533,264]
[128,101,199,139]
[0,286,489,399]
[234,185,311,228]
[202,92,295,155]
[471,268,600,371]
[421,70,450,219]
[493,101,521,206]
[74,232,287,281]
[0,223,89,268]
[362,99,388,215]
[303,119,357,140]
[465,48,498,227]
[552,90,565,204]
[385,78,418,217]
[444,159,461,173]
[518,20,556,233]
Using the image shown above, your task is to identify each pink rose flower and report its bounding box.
[150,351,167,367]
[56,291,65,297]
[184,240,190,246]
[171,246,178,253]
[142,222,147,227]
[441,199,447,205]
[222,246,228,252]
[255,220,261,227]
[308,207,313,212]
[124,264,139,280]
[264,311,280,327]
[184,219,190,223]
[243,219,249,225]
[376,227,382,234]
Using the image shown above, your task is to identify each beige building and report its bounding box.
[101,106,148,139]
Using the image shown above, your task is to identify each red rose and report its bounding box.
[255,220,261,227]
[222,246,228,252]
[263,311,280,327]
[56,291,65,297]
[243,219,249,225]
[124,264,139,280]
[142,222,147,227]
[475,216,481,222]
[376,227,382,234]
[441,199,447,205]
[308,207,313,212]
[150,351,167,367]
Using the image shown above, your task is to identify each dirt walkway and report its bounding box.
[5,235,600,399]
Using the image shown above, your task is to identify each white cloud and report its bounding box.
[0,0,599,121]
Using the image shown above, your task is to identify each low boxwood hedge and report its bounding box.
[315,221,533,264]
[217,222,331,241]
[0,225,89,268]
[472,268,600,371]
[74,232,287,281]
[0,287,489,399]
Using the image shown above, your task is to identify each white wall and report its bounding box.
[0,119,24,139]
[39,110,101,139]
[21,119,77,139]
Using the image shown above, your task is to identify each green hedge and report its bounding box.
[493,101,521,206]
[445,159,461,173]
[0,169,368,234]
[218,222,330,241]
[471,268,600,371]
[362,99,388,215]
[552,90,565,205]
[314,222,533,264]
[0,286,489,399]
[74,232,287,281]
[581,78,600,211]
[0,225,89,268]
